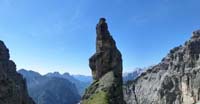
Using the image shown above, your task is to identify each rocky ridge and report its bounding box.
[124,30,200,104]
[81,18,125,104]
[0,40,35,104]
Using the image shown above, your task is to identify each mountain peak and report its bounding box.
[63,72,70,76]
[96,18,110,41]
[53,71,61,75]
[18,69,42,78]
[192,29,200,39]
[99,18,106,23]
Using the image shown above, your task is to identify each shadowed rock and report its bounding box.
[0,40,35,104]
[89,18,122,80]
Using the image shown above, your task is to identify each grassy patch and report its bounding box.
[82,91,109,104]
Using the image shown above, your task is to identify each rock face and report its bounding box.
[81,18,125,104]
[0,40,35,104]
[124,30,200,104]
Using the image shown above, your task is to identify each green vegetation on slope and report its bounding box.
[82,91,109,104]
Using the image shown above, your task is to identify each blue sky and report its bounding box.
[0,0,200,75]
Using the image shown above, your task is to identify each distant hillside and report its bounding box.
[45,72,92,95]
[18,69,81,104]
[72,75,92,83]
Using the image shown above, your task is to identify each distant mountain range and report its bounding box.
[45,72,92,95]
[123,68,145,82]
[18,69,92,104]
[72,75,92,83]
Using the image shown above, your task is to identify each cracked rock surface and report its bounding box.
[124,30,200,104]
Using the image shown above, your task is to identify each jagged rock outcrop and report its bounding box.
[81,18,125,104]
[124,30,200,104]
[0,40,35,104]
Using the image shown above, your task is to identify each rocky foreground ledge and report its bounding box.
[0,40,35,104]
[81,18,125,104]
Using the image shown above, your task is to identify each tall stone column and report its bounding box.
[81,18,125,104]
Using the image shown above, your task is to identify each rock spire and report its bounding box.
[81,18,125,104]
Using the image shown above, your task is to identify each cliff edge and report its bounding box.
[0,40,35,104]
